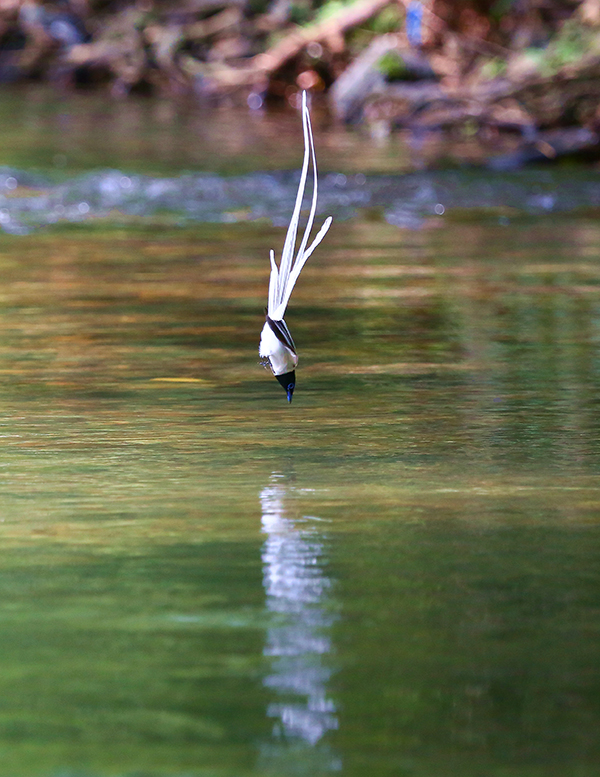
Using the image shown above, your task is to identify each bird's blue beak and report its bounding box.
[275,370,296,403]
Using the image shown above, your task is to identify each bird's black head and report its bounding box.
[275,371,296,402]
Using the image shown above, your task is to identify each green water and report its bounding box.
[0,85,482,176]
[0,90,598,776]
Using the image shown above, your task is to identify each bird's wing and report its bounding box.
[267,91,332,320]
[266,315,297,354]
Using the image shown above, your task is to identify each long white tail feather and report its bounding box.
[267,91,331,321]
[274,215,332,320]
[292,92,319,275]
[268,249,278,314]
[275,93,311,312]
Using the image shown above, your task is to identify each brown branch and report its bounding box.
[252,0,393,75]
[186,7,243,40]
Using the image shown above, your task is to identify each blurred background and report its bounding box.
[0,0,599,165]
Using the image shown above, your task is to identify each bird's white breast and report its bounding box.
[259,321,298,376]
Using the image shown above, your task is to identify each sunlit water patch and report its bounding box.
[1,166,600,234]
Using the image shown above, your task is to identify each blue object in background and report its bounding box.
[406,1,423,47]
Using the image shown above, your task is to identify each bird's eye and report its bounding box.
[287,383,294,391]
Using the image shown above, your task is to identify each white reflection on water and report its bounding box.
[258,473,340,773]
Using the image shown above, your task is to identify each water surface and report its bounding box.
[0,88,598,777]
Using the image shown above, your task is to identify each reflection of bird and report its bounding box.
[259,474,339,751]
[259,91,332,402]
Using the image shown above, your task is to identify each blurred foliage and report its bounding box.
[377,49,410,79]
[370,4,403,34]
[535,18,600,75]
[313,0,357,25]
[479,55,507,79]
[0,0,598,148]
[490,0,519,18]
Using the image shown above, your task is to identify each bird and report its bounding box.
[259,91,332,402]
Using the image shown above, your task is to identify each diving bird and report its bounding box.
[259,91,332,402]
